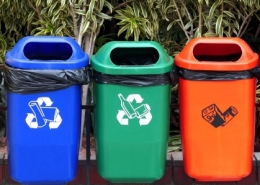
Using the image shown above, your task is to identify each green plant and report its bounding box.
[94,33,115,53]
[168,130,182,152]
[256,84,260,110]
[114,0,260,56]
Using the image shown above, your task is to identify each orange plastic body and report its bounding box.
[175,38,259,181]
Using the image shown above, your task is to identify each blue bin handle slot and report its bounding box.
[5,36,89,69]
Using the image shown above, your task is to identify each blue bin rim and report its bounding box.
[5,36,89,69]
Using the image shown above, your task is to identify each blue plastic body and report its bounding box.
[5,36,88,184]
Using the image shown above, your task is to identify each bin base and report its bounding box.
[107,179,156,184]
[195,178,242,182]
[109,181,155,183]
[21,183,66,185]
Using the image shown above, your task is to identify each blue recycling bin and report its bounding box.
[4,36,88,184]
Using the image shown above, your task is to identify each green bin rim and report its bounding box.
[91,41,173,75]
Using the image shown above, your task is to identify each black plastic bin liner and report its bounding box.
[174,65,260,81]
[4,64,90,94]
[94,72,170,86]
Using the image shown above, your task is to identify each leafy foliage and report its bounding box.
[114,1,161,41]
[0,0,114,60]
[113,0,260,56]
[168,131,182,152]
[0,0,259,61]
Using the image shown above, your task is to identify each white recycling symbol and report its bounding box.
[117,94,152,126]
[25,97,62,129]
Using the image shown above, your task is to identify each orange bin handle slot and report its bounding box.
[175,37,259,71]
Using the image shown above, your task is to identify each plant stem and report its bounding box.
[172,0,190,41]
[27,0,43,21]
[220,0,224,36]
[68,0,79,40]
[180,0,193,38]
[237,11,255,37]
[78,0,89,151]
[77,0,87,46]
[255,22,260,39]
[107,0,135,15]
[198,3,202,37]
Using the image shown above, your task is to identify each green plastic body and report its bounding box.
[91,41,173,183]
[93,83,171,183]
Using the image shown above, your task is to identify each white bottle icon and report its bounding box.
[118,94,136,119]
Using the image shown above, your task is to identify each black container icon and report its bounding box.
[202,104,238,128]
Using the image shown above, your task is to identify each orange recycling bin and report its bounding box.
[175,38,259,181]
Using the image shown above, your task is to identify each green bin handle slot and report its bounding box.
[91,41,173,75]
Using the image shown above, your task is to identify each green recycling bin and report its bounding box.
[91,41,173,183]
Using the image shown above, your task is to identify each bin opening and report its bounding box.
[24,42,73,60]
[110,47,159,65]
[193,43,242,62]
